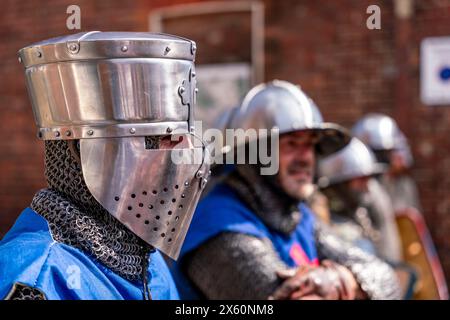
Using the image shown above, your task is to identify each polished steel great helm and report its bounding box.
[18,31,210,259]
[317,138,386,188]
[229,80,351,156]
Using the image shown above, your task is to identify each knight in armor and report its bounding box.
[352,114,449,299]
[0,32,210,300]
[314,138,402,261]
[352,113,422,212]
[170,80,402,300]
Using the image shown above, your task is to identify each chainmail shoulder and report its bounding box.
[314,221,402,300]
[30,140,151,281]
[183,232,288,300]
[31,189,149,281]
[4,283,46,300]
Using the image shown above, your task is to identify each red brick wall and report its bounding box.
[1,0,450,286]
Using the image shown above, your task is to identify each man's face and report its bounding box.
[348,176,370,193]
[390,150,406,173]
[278,131,317,200]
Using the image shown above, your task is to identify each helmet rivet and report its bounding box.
[54,131,60,137]
[195,88,199,93]
[184,181,189,186]
[164,46,171,54]
[179,86,186,94]
[68,43,79,53]
[130,128,136,134]
[196,170,203,178]
[121,45,128,52]
[166,127,173,134]
[36,51,42,58]
[191,71,196,78]
[191,43,197,55]
[87,130,94,136]
[18,56,22,63]
[65,130,71,137]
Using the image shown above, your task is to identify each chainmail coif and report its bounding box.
[30,140,151,281]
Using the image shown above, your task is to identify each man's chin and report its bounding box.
[299,183,315,199]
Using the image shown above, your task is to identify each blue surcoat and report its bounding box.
[0,208,179,300]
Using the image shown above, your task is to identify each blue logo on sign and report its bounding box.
[440,67,450,81]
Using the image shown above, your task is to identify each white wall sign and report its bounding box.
[421,36,450,106]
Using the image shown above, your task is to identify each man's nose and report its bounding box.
[295,144,315,160]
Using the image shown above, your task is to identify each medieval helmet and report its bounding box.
[352,113,402,151]
[18,31,210,259]
[316,138,386,188]
[228,80,351,157]
[352,113,413,166]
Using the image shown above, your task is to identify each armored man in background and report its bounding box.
[172,81,402,300]
[0,32,209,299]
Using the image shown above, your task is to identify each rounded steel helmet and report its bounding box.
[316,138,387,188]
[352,113,401,151]
[352,113,414,167]
[229,80,351,156]
[18,31,210,259]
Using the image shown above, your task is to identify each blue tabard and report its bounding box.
[170,183,318,299]
[0,208,180,300]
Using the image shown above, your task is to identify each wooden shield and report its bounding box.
[396,207,448,300]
